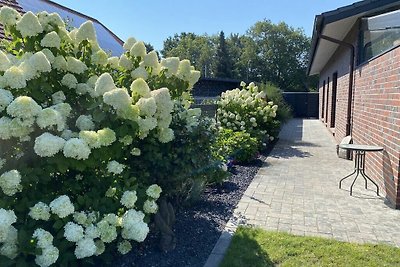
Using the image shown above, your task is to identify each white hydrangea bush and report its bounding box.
[0,6,202,266]
[216,81,279,142]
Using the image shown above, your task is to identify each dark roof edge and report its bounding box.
[39,0,124,45]
[307,0,400,75]
[323,0,399,24]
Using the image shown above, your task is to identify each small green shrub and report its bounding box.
[259,82,292,123]
[213,129,259,163]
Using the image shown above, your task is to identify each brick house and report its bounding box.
[0,0,123,55]
[308,0,400,208]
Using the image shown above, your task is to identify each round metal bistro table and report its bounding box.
[338,144,383,196]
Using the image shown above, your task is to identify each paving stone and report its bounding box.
[205,119,400,267]
[240,120,400,245]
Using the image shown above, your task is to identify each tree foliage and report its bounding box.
[161,33,215,77]
[214,31,231,78]
[248,20,311,91]
[161,21,317,91]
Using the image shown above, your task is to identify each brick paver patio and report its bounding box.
[205,119,400,267]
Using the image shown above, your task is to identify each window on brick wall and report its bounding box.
[359,9,400,63]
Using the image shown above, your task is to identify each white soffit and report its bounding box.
[17,0,124,56]
[309,15,359,75]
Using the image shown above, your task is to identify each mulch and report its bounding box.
[118,144,275,267]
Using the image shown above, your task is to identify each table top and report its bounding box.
[339,144,384,152]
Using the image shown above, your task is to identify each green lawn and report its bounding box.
[220,226,400,267]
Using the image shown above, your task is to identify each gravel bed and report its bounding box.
[118,147,273,267]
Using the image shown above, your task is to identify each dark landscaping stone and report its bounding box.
[116,146,274,267]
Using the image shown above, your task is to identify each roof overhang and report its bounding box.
[17,0,124,56]
[307,0,400,76]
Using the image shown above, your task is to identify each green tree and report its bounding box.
[161,33,215,77]
[215,31,232,78]
[247,20,311,91]
[226,33,244,80]
[161,21,315,91]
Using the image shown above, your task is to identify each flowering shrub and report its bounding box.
[216,82,280,143]
[130,109,229,201]
[0,6,209,266]
[212,129,259,163]
[259,82,292,124]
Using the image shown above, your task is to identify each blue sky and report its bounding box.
[53,0,358,51]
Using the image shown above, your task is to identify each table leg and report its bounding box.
[348,151,364,196]
[338,147,382,196]
[339,150,358,189]
[359,151,368,189]
[350,172,360,196]
[361,171,380,196]
[339,169,356,189]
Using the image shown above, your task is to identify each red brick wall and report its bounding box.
[352,47,400,207]
[318,29,400,208]
[319,41,353,139]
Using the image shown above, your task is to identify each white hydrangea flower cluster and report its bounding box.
[107,160,125,175]
[66,56,88,74]
[121,209,149,242]
[0,89,13,112]
[75,21,97,44]
[143,200,158,214]
[0,6,21,26]
[64,222,84,242]
[146,184,162,199]
[0,95,42,141]
[7,96,42,118]
[0,225,18,259]
[0,209,17,245]
[74,238,97,259]
[51,91,66,104]
[16,12,43,38]
[96,216,118,244]
[63,138,91,160]
[36,107,65,131]
[217,82,278,133]
[75,115,95,131]
[34,133,66,157]
[120,190,137,208]
[0,169,21,196]
[59,213,105,259]
[40,31,61,49]
[0,49,53,89]
[141,184,161,215]
[29,202,51,221]
[32,228,59,267]
[49,195,75,218]
[79,127,116,149]
[160,57,201,88]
